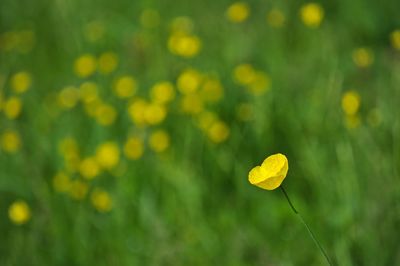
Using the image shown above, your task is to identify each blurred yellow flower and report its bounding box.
[177,69,202,94]
[8,200,31,225]
[114,75,137,98]
[197,111,217,131]
[299,3,324,28]
[342,91,360,116]
[74,54,96,78]
[181,94,204,115]
[233,64,256,85]
[80,81,99,104]
[94,104,117,126]
[91,188,112,212]
[4,96,22,119]
[168,31,202,58]
[150,81,175,104]
[84,21,105,43]
[144,103,167,125]
[128,98,148,126]
[68,180,88,200]
[98,52,118,74]
[79,157,101,179]
[58,86,80,109]
[390,30,400,50]
[149,130,170,153]
[140,9,160,28]
[200,78,224,103]
[345,114,361,129]
[226,2,250,23]
[0,130,21,153]
[124,137,144,160]
[170,17,194,33]
[248,153,288,190]
[207,121,230,143]
[267,9,286,28]
[0,30,36,53]
[352,48,374,68]
[53,172,71,193]
[247,71,271,95]
[11,71,32,94]
[95,142,120,169]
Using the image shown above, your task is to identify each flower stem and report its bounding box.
[280,186,333,266]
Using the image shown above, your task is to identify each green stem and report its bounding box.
[280,186,333,266]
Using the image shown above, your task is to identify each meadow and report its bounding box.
[1,0,400,265]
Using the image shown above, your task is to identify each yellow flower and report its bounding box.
[342,91,360,116]
[168,31,202,58]
[128,98,148,126]
[84,21,105,43]
[98,52,118,74]
[8,200,31,225]
[177,69,202,94]
[267,9,286,28]
[91,188,112,212]
[74,54,96,78]
[53,172,71,193]
[58,86,80,109]
[226,2,250,23]
[124,137,144,160]
[94,103,117,126]
[149,130,170,153]
[390,30,400,50]
[0,129,21,153]
[150,81,175,104]
[68,180,88,200]
[144,103,167,125]
[95,142,120,169]
[11,71,32,94]
[236,103,254,121]
[181,94,204,115]
[345,114,361,129]
[197,111,217,131]
[299,3,324,28]
[233,64,256,85]
[352,48,374,68]
[247,71,271,95]
[200,78,224,103]
[207,121,230,143]
[79,157,101,179]
[114,76,137,98]
[4,96,22,119]
[248,153,289,190]
[79,81,98,104]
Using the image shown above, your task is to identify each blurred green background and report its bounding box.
[1,0,400,265]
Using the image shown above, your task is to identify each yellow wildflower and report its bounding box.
[4,97,22,119]
[390,30,400,50]
[114,75,137,98]
[342,91,360,116]
[95,142,120,169]
[181,94,204,115]
[149,130,170,153]
[345,114,361,129]
[0,130,21,153]
[168,31,201,58]
[74,54,96,78]
[248,153,288,190]
[200,78,224,103]
[8,200,31,225]
[84,21,105,43]
[94,104,117,126]
[144,103,167,125]
[226,2,250,23]
[207,121,230,143]
[247,71,271,95]
[98,52,118,74]
[124,137,144,160]
[91,188,112,212]
[68,180,88,200]
[11,71,32,94]
[267,9,286,28]
[150,81,175,104]
[233,64,256,85]
[177,69,202,94]
[58,86,80,109]
[80,81,98,104]
[53,172,71,193]
[299,3,324,28]
[128,98,148,126]
[79,157,101,179]
[197,111,217,131]
[352,48,374,68]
